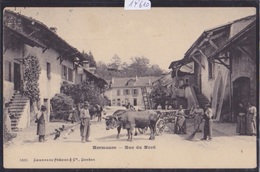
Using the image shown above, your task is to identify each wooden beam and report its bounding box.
[237,46,252,57]
[60,57,64,64]
[28,30,38,37]
[56,50,68,60]
[191,55,205,69]
[210,31,226,40]
[198,49,208,59]
[42,46,49,53]
[209,39,219,49]
[184,63,193,69]
[216,58,230,70]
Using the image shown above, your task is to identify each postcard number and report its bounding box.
[124,0,151,10]
[20,158,28,162]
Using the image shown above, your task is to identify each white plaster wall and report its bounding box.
[24,45,76,121]
[107,86,150,108]
[3,48,21,102]
[17,99,30,129]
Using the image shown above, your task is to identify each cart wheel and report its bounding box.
[156,119,165,135]
[138,127,148,134]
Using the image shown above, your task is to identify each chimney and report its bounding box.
[50,27,57,33]
[111,77,114,84]
[135,75,138,81]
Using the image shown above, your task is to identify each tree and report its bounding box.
[128,56,150,76]
[61,79,104,106]
[96,61,110,80]
[96,55,164,79]
[108,54,122,69]
[82,51,97,68]
[23,54,41,111]
[149,81,169,108]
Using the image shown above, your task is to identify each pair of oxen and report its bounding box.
[103,109,160,141]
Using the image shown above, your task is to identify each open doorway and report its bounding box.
[14,63,21,91]
[233,77,251,121]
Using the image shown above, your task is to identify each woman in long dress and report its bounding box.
[36,105,47,142]
[246,102,257,136]
[190,105,204,132]
[175,105,187,134]
[236,102,247,135]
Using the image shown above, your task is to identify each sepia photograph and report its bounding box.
[2,5,257,169]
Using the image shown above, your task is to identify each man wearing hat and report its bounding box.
[80,102,91,143]
[36,105,47,142]
[201,103,213,141]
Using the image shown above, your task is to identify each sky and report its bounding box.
[7,7,256,71]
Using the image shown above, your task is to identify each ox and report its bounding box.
[104,110,159,141]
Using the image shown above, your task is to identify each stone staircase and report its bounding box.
[8,92,29,131]
[196,93,210,108]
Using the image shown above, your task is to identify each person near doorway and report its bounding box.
[190,105,204,132]
[80,102,91,143]
[246,102,257,136]
[201,104,213,141]
[36,105,47,142]
[236,102,247,135]
[175,105,187,134]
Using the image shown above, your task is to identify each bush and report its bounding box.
[50,94,74,120]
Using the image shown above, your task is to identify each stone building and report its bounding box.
[3,10,105,130]
[169,15,256,122]
[105,76,160,108]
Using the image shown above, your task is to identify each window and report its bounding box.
[185,78,189,84]
[4,60,12,82]
[208,61,215,79]
[68,68,73,82]
[62,65,67,80]
[117,89,120,96]
[133,98,137,106]
[117,99,121,106]
[132,89,138,95]
[112,99,116,105]
[47,62,51,79]
[124,89,130,95]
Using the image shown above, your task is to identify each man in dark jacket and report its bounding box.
[201,104,213,141]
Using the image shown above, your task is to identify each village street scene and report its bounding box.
[3,7,257,169]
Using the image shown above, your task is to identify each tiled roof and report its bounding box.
[110,76,160,88]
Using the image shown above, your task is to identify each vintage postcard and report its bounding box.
[2,5,257,169]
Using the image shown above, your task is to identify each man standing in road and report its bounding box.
[80,102,91,143]
[201,104,213,141]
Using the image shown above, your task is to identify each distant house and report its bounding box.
[3,10,105,130]
[105,76,160,108]
[169,15,256,122]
